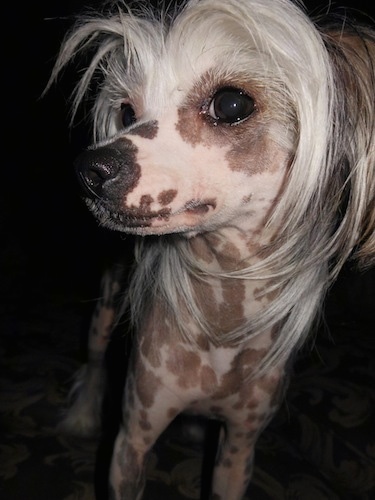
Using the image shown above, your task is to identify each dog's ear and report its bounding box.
[326,28,375,267]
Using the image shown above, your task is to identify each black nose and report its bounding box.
[74,147,123,198]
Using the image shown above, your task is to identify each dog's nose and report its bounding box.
[74,147,123,198]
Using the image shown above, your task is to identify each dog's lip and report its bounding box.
[85,198,170,227]
[85,198,216,230]
[178,199,217,215]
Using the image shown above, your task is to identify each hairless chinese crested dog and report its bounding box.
[48,0,375,498]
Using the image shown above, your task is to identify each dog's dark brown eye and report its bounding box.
[121,102,137,128]
[209,87,255,124]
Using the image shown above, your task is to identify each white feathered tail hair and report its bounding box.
[48,0,375,374]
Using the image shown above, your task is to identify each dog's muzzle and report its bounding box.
[74,139,140,201]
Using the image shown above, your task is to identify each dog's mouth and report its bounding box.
[85,198,217,235]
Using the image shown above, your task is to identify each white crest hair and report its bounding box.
[49,0,375,374]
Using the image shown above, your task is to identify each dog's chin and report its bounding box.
[85,199,210,237]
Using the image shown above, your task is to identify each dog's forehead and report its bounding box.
[136,33,287,137]
[139,15,262,114]
[140,52,216,118]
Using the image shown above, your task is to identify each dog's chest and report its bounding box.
[136,294,277,421]
[130,232,280,423]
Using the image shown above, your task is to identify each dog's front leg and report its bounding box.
[60,262,125,436]
[210,422,259,500]
[108,415,146,500]
[108,343,187,500]
[211,371,286,500]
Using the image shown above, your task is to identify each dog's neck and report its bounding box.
[184,228,275,343]
[189,225,271,273]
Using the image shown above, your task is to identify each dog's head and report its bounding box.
[50,0,375,268]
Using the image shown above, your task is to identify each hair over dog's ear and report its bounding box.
[325,27,375,268]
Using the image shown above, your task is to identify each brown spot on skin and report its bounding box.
[166,345,202,388]
[216,241,242,269]
[246,399,259,409]
[239,348,268,371]
[212,368,239,401]
[197,233,242,271]
[176,105,206,148]
[123,190,173,224]
[139,194,154,210]
[190,238,215,265]
[189,233,249,338]
[196,333,210,351]
[175,69,293,176]
[167,407,180,419]
[139,418,152,431]
[245,413,258,424]
[204,233,221,248]
[225,133,284,175]
[218,278,246,330]
[193,274,246,339]
[115,437,147,500]
[254,283,279,303]
[128,120,158,139]
[158,189,177,206]
[175,70,263,150]
[140,302,171,368]
[139,409,148,421]
[139,409,152,431]
[253,286,265,302]
[212,348,269,401]
[201,365,218,394]
[135,362,161,408]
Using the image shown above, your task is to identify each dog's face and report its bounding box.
[60,0,374,267]
[74,3,302,239]
[78,77,292,238]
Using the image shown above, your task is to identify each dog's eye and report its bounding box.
[209,87,255,124]
[120,102,137,128]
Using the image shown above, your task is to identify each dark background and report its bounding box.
[3,0,106,301]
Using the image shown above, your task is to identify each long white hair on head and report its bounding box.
[48,0,168,139]
[48,0,375,374]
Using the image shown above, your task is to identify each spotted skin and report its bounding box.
[107,294,287,500]
[72,47,293,500]
[94,246,288,500]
